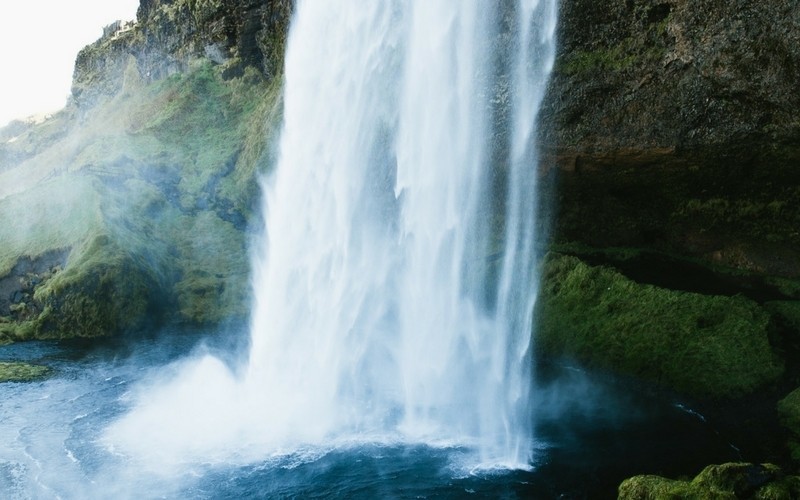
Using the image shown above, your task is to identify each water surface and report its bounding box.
[0,333,739,498]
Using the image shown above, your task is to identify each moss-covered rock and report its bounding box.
[0,362,51,382]
[767,302,800,336]
[778,388,800,462]
[619,463,800,499]
[536,253,783,398]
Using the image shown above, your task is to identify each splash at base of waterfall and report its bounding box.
[105,0,558,470]
[3,338,739,498]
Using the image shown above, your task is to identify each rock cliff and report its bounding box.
[541,0,800,277]
[0,0,292,343]
[72,0,291,105]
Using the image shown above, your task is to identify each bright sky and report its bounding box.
[0,0,140,126]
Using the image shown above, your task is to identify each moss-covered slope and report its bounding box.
[0,58,282,343]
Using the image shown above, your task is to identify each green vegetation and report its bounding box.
[766,301,800,333]
[619,463,800,499]
[0,177,100,277]
[536,253,783,398]
[675,196,800,249]
[560,45,638,75]
[558,31,667,77]
[0,57,281,341]
[778,388,800,461]
[0,361,51,382]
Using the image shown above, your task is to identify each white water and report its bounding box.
[105,0,557,470]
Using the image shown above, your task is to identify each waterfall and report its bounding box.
[246,0,557,466]
[105,0,557,470]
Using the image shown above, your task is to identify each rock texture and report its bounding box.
[72,0,291,105]
[540,0,800,276]
[544,0,800,154]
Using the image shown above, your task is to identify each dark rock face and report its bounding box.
[543,0,800,154]
[0,250,67,318]
[540,0,800,276]
[72,0,292,105]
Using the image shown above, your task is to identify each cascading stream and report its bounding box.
[105,0,557,470]
[247,0,557,465]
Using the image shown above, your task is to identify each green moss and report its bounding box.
[0,321,38,344]
[561,45,638,75]
[766,301,800,333]
[217,72,284,216]
[0,51,283,343]
[121,60,275,212]
[778,388,800,461]
[620,464,800,500]
[549,241,645,263]
[30,234,159,339]
[675,197,800,247]
[169,211,250,323]
[765,279,800,301]
[0,361,51,382]
[536,253,783,398]
[618,475,692,499]
[0,177,101,276]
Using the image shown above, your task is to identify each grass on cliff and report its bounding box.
[123,61,276,212]
[536,253,783,398]
[0,176,101,277]
[0,58,280,341]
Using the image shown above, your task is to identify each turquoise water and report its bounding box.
[0,332,739,498]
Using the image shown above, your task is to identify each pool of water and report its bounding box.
[0,331,741,498]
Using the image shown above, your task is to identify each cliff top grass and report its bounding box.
[536,253,783,398]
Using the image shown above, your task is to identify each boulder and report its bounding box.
[619,463,800,499]
[535,252,783,398]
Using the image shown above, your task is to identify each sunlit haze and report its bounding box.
[0,0,139,126]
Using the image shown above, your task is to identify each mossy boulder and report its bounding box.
[0,362,51,383]
[536,253,783,398]
[777,388,800,462]
[766,301,800,336]
[619,463,800,499]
